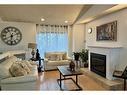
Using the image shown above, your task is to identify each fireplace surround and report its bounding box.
[88,45,122,80]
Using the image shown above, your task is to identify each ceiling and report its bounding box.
[76,4,127,24]
[0,5,91,25]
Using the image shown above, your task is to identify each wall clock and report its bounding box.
[1,26,22,45]
[88,28,92,34]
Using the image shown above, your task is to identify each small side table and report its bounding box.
[30,58,44,72]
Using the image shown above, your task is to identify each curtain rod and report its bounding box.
[36,24,68,27]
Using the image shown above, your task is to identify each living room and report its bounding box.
[0,1,127,94]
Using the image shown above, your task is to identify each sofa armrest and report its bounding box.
[1,75,37,84]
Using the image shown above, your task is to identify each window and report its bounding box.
[36,25,68,58]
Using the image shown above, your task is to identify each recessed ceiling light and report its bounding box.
[65,20,68,23]
[41,18,45,21]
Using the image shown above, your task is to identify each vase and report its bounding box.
[69,60,75,71]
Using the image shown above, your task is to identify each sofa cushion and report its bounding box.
[56,55,63,60]
[48,55,57,61]
[9,62,27,77]
[45,52,68,61]
[62,53,67,60]
[0,56,17,79]
[47,60,70,66]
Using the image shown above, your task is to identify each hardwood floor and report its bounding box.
[36,70,106,91]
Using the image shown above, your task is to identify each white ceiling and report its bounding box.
[0,5,91,25]
[76,4,127,24]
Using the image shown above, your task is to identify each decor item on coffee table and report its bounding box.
[43,52,71,71]
[28,43,37,59]
[96,21,117,41]
[57,66,83,91]
[69,60,75,71]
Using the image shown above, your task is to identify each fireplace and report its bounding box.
[90,53,106,78]
[88,45,121,80]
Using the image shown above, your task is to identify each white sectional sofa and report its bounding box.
[43,52,71,71]
[0,55,38,90]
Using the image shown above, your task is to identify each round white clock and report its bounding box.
[88,28,92,34]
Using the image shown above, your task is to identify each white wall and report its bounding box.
[68,25,73,57]
[0,18,3,22]
[85,8,127,70]
[72,24,85,52]
[0,21,36,59]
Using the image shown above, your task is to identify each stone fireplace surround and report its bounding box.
[88,45,122,80]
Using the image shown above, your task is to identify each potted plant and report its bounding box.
[79,49,89,67]
[73,52,80,61]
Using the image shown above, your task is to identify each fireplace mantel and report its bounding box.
[88,45,122,80]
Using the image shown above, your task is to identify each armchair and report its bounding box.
[113,66,127,90]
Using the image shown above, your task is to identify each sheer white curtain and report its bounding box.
[36,24,68,58]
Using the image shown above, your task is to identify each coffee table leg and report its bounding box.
[124,79,126,90]
[60,72,62,88]
[76,75,78,84]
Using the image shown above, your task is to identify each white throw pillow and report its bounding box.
[0,56,17,79]
[59,55,63,60]
[18,61,31,74]
[49,55,57,61]
[56,55,60,60]
[9,62,27,77]
[21,60,33,69]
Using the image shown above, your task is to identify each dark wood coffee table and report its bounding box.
[57,66,83,91]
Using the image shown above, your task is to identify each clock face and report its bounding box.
[88,28,92,34]
[1,26,22,45]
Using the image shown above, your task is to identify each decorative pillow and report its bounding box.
[49,55,57,61]
[56,55,59,61]
[58,55,63,60]
[62,53,67,60]
[18,61,31,74]
[0,56,18,78]
[48,56,51,60]
[21,60,33,69]
[9,63,27,77]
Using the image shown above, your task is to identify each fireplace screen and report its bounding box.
[90,53,106,78]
